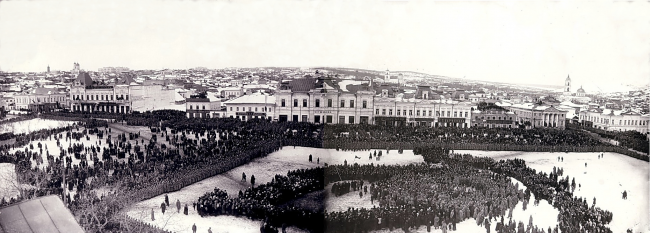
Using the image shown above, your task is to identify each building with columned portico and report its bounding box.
[507,103,568,129]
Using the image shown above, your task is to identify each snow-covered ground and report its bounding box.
[127,147,422,233]
[0,118,76,134]
[505,178,559,231]
[128,148,648,233]
[9,123,175,169]
[458,150,649,233]
[325,180,376,212]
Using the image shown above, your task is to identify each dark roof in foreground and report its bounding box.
[0,195,84,233]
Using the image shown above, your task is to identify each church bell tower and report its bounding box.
[564,75,571,94]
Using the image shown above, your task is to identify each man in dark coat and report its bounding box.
[161,202,166,214]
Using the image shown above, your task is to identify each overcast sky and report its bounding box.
[1,0,648,91]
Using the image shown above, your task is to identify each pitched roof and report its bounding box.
[115,74,136,85]
[75,72,93,86]
[344,83,373,93]
[288,78,316,92]
[0,195,84,233]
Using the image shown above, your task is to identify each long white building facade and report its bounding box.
[272,78,472,127]
[579,108,649,134]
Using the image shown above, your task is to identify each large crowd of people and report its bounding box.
[197,168,325,232]
[324,124,606,147]
[325,161,526,233]
[0,110,631,233]
[0,111,323,232]
[489,158,613,233]
[573,124,649,154]
[330,180,364,197]
[196,145,615,233]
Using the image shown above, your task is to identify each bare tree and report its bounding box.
[0,163,23,200]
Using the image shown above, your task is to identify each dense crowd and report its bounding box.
[324,124,607,148]
[0,111,323,232]
[330,180,364,197]
[0,110,628,233]
[568,123,649,154]
[197,168,325,232]
[325,162,526,233]
[194,145,615,233]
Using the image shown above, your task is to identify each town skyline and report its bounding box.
[1,1,648,91]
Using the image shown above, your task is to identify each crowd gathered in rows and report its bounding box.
[0,110,627,233]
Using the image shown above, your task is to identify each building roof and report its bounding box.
[413,85,441,100]
[32,88,57,95]
[226,92,275,105]
[0,195,84,233]
[186,98,210,102]
[451,90,467,99]
[174,91,185,101]
[220,87,242,91]
[115,74,136,85]
[75,72,93,86]
[510,103,567,112]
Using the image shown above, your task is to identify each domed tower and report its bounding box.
[564,75,571,94]
[576,86,585,97]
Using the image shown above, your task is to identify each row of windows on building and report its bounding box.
[234,115,272,121]
[15,96,66,103]
[279,114,367,124]
[73,94,128,101]
[374,109,469,118]
[189,105,206,110]
[228,106,273,112]
[512,111,556,117]
[474,123,513,128]
[188,112,223,118]
[73,105,130,113]
[475,116,514,120]
[280,99,368,108]
[584,116,648,126]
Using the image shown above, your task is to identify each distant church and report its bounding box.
[560,75,589,104]
[563,75,586,97]
[383,70,404,86]
[72,62,81,75]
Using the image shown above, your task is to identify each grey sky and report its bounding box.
[1,0,648,91]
